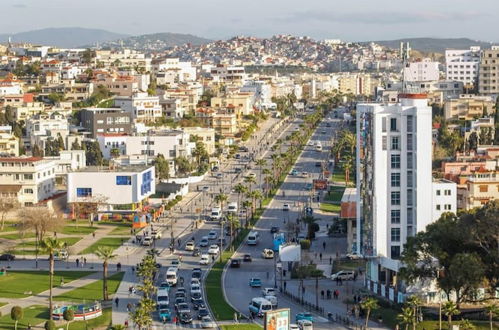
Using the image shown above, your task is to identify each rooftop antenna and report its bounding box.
[400,42,411,93]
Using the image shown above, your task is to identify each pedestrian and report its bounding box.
[128,286,133,295]
[336,290,340,299]
[234,312,238,323]
[124,320,128,328]
[83,258,87,267]
[76,258,80,268]
[319,252,322,261]
[283,281,287,291]
[27,324,31,330]
[322,241,326,250]
[327,289,331,299]
[117,262,121,271]
[126,302,132,312]
[339,278,343,286]
[131,266,135,273]
[92,232,96,239]
[329,256,332,265]
[177,239,181,247]
[321,290,324,299]
[336,277,339,286]
[115,297,119,307]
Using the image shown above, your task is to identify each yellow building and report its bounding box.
[0,126,19,156]
[182,127,216,155]
[463,170,499,209]
[211,92,254,118]
[337,73,378,96]
[444,95,495,120]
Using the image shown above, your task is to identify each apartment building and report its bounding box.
[182,127,216,155]
[159,97,186,120]
[25,112,69,146]
[445,47,481,86]
[41,80,94,101]
[444,94,495,120]
[80,108,132,138]
[210,65,247,83]
[0,126,19,156]
[403,58,440,82]
[478,46,499,95]
[432,179,458,220]
[211,92,255,117]
[462,170,499,209]
[0,156,57,206]
[114,92,162,122]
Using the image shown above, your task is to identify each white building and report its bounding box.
[431,179,457,221]
[240,81,272,105]
[154,58,196,83]
[114,92,162,122]
[44,150,86,176]
[445,47,481,86]
[403,58,440,82]
[67,165,155,205]
[0,156,57,206]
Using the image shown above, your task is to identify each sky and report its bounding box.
[2,0,499,42]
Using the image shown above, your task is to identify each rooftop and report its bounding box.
[74,165,153,173]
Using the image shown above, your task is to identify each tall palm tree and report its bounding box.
[342,155,354,186]
[360,297,379,329]
[242,200,253,226]
[214,193,228,213]
[225,213,240,250]
[40,237,65,319]
[244,176,257,193]
[94,246,117,300]
[484,303,498,330]
[442,301,460,330]
[233,184,247,210]
[252,190,264,209]
[398,307,415,330]
[255,159,267,188]
[406,295,423,330]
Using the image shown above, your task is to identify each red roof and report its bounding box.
[0,157,43,162]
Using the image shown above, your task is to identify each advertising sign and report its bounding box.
[264,308,290,330]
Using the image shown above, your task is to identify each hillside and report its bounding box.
[366,37,495,53]
[0,27,129,48]
[99,32,212,50]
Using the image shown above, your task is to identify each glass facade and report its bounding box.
[116,175,132,185]
[76,187,92,197]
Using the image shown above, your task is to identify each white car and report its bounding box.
[290,324,300,330]
[191,284,202,295]
[282,203,290,211]
[208,230,218,240]
[208,244,220,255]
[262,287,276,296]
[346,252,363,260]
[142,236,153,246]
[262,249,274,259]
[185,241,195,251]
[202,186,210,192]
[298,320,313,330]
[201,316,216,328]
[190,278,201,286]
[247,173,256,179]
[200,254,210,265]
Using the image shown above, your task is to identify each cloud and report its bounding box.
[12,3,27,8]
[277,10,485,25]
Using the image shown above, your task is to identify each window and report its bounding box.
[407,115,414,131]
[407,152,413,169]
[407,208,413,224]
[407,134,413,150]
[444,189,451,196]
[382,136,387,150]
[445,204,452,210]
[407,171,413,187]
[24,174,33,180]
[391,210,401,224]
[382,118,386,132]
[76,188,92,197]
[391,173,400,187]
[391,137,400,150]
[390,118,397,132]
[391,246,401,259]
[391,192,400,205]
[479,185,488,192]
[24,188,33,194]
[116,175,132,185]
[407,189,413,206]
[436,190,441,196]
[436,204,441,211]
[391,155,400,169]
[391,228,401,242]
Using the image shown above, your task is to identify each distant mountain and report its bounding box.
[0,27,129,48]
[365,38,496,53]
[101,32,213,50]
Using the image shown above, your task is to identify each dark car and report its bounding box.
[217,238,227,247]
[234,167,242,174]
[212,166,219,172]
[176,302,190,312]
[304,207,313,215]
[0,254,15,261]
[239,146,249,152]
[174,297,186,308]
[315,162,321,167]
[235,154,241,159]
[175,292,186,299]
[230,259,241,268]
[192,268,202,279]
[180,311,193,324]
[198,308,210,319]
[192,297,205,310]
[270,226,279,234]
[326,123,332,127]
[243,254,252,262]
[192,248,201,257]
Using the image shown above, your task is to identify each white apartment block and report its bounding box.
[25,113,69,147]
[114,92,162,122]
[0,126,19,156]
[403,58,440,82]
[445,47,481,86]
[0,156,57,206]
[44,150,86,176]
[67,165,155,206]
[432,179,457,221]
[153,58,197,82]
[210,65,247,83]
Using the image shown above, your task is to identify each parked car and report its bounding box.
[201,316,216,328]
[230,259,241,268]
[262,249,274,259]
[346,252,363,260]
[330,270,355,281]
[185,241,195,251]
[270,226,279,234]
[202,186,210,192]
[142,236,153,246]
[158,308,171,322]
[0,254,15,261]
[297,319,314,330]
[282,203,290,211]
[295,312,314,323]
[234,167,242,174]
[291,169,299,176]
[200,254,210,265]
[208,244,220,255]
[243,254,253,262]
[171,259,181,267]
[216,173,223,179]
[262,287,276,296]
[249,278,262,287]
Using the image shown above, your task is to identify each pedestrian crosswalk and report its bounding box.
[152,321,204,329]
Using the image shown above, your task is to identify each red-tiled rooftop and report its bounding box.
[0,157,43,162]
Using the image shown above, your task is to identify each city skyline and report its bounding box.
[2,0,499,42]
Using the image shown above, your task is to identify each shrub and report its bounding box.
[300,239,311,250]
[44,320,56,330]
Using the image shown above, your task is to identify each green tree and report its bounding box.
[255,158,267,188]
[214,193,228,212]
[40,237,65,319]
[442,301,460,329]
[244,175,257,193]
[406,295,423,330]
[484,303,499,330]
[233,184,247,211]
[10,306,23,330]
[468,131,479,152]
[70,139,82,150]
[242,200,252,226]
[44,320,56,330]
[154,154,170,181]
[83,141,103,166]
[360,297,379,329]
[94,246,117,300]
[397,307,415,330]
[63,309,74,330]
[175,156,192,176]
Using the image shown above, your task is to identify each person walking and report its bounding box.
[319,253,322,261]
[329,256,332,265]
[322,241,326,250]
[76,258,80,268]
[283,281,287,291]
[83,258,87,267]
[92,232,96,239]
[321,290,325,299]
[114,297,119,307]
[126,302,132,312]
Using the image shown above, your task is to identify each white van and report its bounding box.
[265,295,278,308]
[315,142,322,152]
[247,231,259,245]
[165,267,178,286]
[156,288,169,308]
[210,207,222,221]
[248,297,272,317]
[227,202,238,214]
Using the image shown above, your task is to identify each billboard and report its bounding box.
[264,308,290,330]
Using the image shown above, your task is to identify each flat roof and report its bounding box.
[341,187,357,203]
[73,165,153,173]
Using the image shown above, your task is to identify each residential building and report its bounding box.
[114,92,162,122]
[80,108,132,138]
[478,46,499,95]
[403,58,440,82]
[445,47,481,86]
[153,58,197,82]
[432,179,457,221]
[384,80,464,105]
[211,92,255,117]
[159,97,186,120]
[41,80,94,101]
[67,165,155,206]
[98,75,139,97]
[462,170,499,209]
[210,65,247,83]
[444,94,495,120]
[44,150,86,176]
[182,127,216,155]
[13,102,45,121]
[337,73,379,96]
[0,156,57,206]
[0,126,19,156]
[25,112,69,146]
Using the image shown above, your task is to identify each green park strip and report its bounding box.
[54,272,124,302]
[108,225,133,236]
[0,232,36,240]
[0,305,49,329]
[220,324,263,330]
[0,271,94,298]
[13,237,82,255]
[323,187,345,202]
[320,202,341,213]
[79,236,128,254]
[205,251,237,320]
[68,307,112,330]
[60,225,98,235]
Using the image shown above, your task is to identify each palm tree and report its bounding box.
[253,190,264,209]
[484,303,498,330]
[233,184,247,210]
[255,159,267,188]
[225,213,240,250]
[342,155,354,186]
[442,301,460,330]
[244,175,257,193]
[360,297,379,329]
[94,246,117,300]
[40,237,65,319]
[398,307,415,330]
[214,193,228,213]
[406,295,423,330]
[242,200,253,226]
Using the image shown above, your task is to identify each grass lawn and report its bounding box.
[333,259,366,273]
[331,169,346,183]
[0,222,20,233]
[0,305,49,329]
[13,237,82,255]
[220,325,263,330]
[80,236,128,254]
[205,252,237,321]
[54,272,124,302]
[0,270,94,298]
[324,187,345,202]
[108,225,133,236]
[320,202,341,213]
[0,231,36,240]
[69,307,112,330]
[60,225,97,235]
[416,320,492,330]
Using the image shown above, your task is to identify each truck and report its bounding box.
[210,207,222,221]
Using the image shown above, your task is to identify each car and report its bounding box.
[262,287,276,296]
[249,278,262,287]
[262,249,274,259]
[191,283,201,295]
[192,297,205,310]
[201,316,216,328]
[171,259,181,267]
[315,162,321,167]
[199,236,209,247]
[216,238,227,247]
[282,203,290,211]
[192,248,201,256]
[176,302,190,313]
[321,130,326,134]
[304,207,313,215]
[295,312,314,323]
[208,230,218,240]
[308,141,314,146]
[297,319,314,330]
[200,254,210,265]
[270,226,279,234]
[346,252,363,260]
[265,295,278,308]
[326,123,332,127]
[192,268,202,279]
[180,311,193,324]
[239,146,249,152]
[235,154,241,159]
[208,244,220,255]
[185,241,195,251]
[234,167,242,173]
[175,296,186,307]
[0,254,15,261]
[290,324,300,330]
[331,270,355,281]
[176,287,186,294]
[304,183,313,191]
[246,173,256,179]
[142,236,153,246]
[230,259,241,268]
[301,171,308,177]
[216,173,223,179]
[197,308,210,319]
[151,230,161,239]
[190,278,201,286]
[243,254,252,262]
[191,290,202,301]
[202,186,210,192]
[158,307,171,322]
[174,291,186,299]
[158,281,170,290]
[291,169,299,176]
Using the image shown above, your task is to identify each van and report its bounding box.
[227,202,238,214]
[248,297,272,317]
[166,267,178,286]
[210,207,221,221]
[315,142,322,152]
[156,288,169,308]
[247,231,259,245]
[330,270,355,281]
[264,295,278,308]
